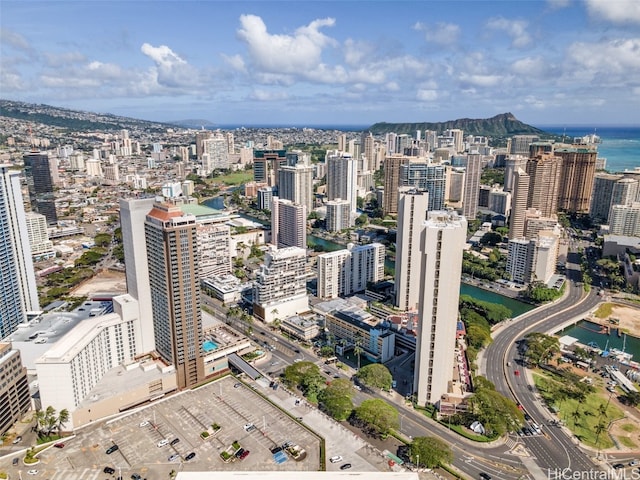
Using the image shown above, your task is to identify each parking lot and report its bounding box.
[0,375,321,479]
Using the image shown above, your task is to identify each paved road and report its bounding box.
[483,248,605,476]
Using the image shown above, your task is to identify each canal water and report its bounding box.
[558,320,640,362]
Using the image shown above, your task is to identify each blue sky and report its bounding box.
[1,0,639,126]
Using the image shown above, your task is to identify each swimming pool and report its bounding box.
[203,340,219,352]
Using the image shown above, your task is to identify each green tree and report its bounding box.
[57,409,69,435]
[94,232,112,247]
[523,332,560,366]
[319,346,335,357]
[356,364,393,391]
[467,378,524,437]
[318,378,354,421]
[355,213,368,226]
[353,399,399,438]
[283,362,325,402]
[409,436,453,468]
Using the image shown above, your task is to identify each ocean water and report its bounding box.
[540,126,640,173]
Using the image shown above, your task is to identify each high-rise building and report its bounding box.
[509,135,540,155]
[609,203,640,237]
[504,156,528,193]
[555,144,598,213]
[361,132,375,172]
[508,168,530,240]
[24,211,55,261]
[590,173,624,223]
[195,131,213,160]
[325,199,352,232]
[278,162,314,214]
[0,343,30,435]
[445,129,465,153]
[0,166,40,338]
[257,186,275,211]
[271,197,307,249]
[400,163,446,211]
[395,189,429,311]
[326,152,357,213]
[253,246,309,323]
[119,197,157,354]
[253,150,287,187]
[317,243,385,299]
[609,178,640,221]
[445,167,465,208]
[145,203,205,389]
[462,153,482,220]
[506,238,535,284]
[506,232,559,284]
[202,132,230,173]
[526,153,562,217]
[414,211,467,406]
[383,155,410,215]
[23,152,58,224]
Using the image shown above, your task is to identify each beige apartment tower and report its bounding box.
[414,211,467,406]
[555,145,598,213]
[383,155,410,215]
[508,168,530,240]
[526,153,562,218]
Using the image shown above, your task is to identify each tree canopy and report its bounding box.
[353,398,399,438]
[467,377,524,437]
[409,436,453,468]
[318,378,354,421]
[523,332,560,366]
[282,361,325,403]
[355,364,393,391]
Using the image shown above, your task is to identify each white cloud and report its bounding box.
[344,38,373,66]
[0,71,25,91]
[459,73,503,87]
[511,56,548,75]
[236,14,337,74]
[417,89,438,101]
[0,29,32,52]
[414,22,460,46]
[486,17,532,48]
[585,0,640,24]
[222,54,246,72]
[567,38,640,73]
[140,43,199,88]
[248,89,290,101]
[43,51,86,67]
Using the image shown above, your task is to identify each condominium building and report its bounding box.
[145,203,205,389]
[414,211,467,406]
[609,203,640,237]
[119,197,157,354]
[317,243,385,299]
[555,144,598,213]
[326,199,352,232]
[523,209,560,240]
[257,186,275,211]
[400,163,446,211]
[462,154,482,220]
[254,150,287,187]
[506,238,535,284]
[509,135,540,155]
[590,173,624,223]
[508,168,530,240]
[202,132,230,173]
[24,211,55,261]
[0,166,40,338]
[253,246,309,323]
[23,152,58,225]
[445,167,465,208]
[271,197,307,249]
[395,189,429,311]
[504,155,528,192]
[383,155,410,215]
[326,151,357,213]
[179,203,233,278]
[506,232,559,284]
[0,343,30,435]
[609,178,640,221]
[526,153,562,218]
[277,162,314,213]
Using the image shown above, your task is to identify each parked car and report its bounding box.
[330,455,343,463]
[185,452,196,461]
[157,439,169,447]
[12,458,19,466]
[54,442,65,448]
[106,445,119,454]
[27,470,39,475]
[235,448,245,458]
[168,454,179,462]
[340,463,352,470]
[630,459,640,466]
[240,450,250,460]
[139,420,149,428]
[243,423,255,431]
[12,436,22,444]
[613,463,625,469]
[170,438,180,446]
[104,467,116,474]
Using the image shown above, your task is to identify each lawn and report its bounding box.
[594,303,613,319]
[533,373,624,448]
[619,436,637,448]
[210,170,253,186]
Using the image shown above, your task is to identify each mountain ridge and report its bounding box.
[368,112,554,139]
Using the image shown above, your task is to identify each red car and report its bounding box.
[239,450,250,460]
[54,443,65,448]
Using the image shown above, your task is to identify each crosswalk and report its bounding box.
[51,468,101,480]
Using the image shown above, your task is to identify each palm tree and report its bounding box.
[34,410,46,438]
[353,335,364,371]
[57,409,70,436]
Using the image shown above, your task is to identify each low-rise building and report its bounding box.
[280,315,320,342]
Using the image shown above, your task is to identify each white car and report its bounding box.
[157,439,169,447]
[28,470,39,475]
[139,420,149,428]
[243,423,255,431]
[330,455,343,463]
